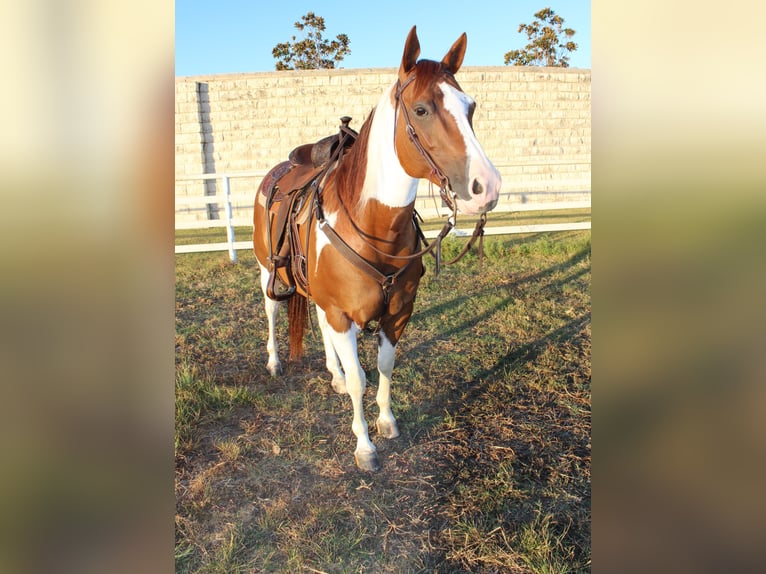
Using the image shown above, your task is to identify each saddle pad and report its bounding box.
[258,161,292,207]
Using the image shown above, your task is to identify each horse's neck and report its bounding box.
[327,84,418,241]
[359,85,419,209]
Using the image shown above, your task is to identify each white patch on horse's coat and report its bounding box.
[315,304,347,393]
[314,210,338,271]
[360,85,419,209]
[325,322,378,458]
[258,261,282,376]
[375,333,399,438]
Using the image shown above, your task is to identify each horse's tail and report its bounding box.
[287,293,308,361]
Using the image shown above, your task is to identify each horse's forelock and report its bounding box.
[411,60,459,94]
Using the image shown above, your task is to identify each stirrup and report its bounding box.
[266,267,296,301]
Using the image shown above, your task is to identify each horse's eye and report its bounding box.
[414,106,428,117]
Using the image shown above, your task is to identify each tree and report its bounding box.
[272,12,351,71]
[504,7,577,67]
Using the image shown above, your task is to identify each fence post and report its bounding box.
[223,176,238,263]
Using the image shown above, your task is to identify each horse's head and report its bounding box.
[393,26,501,215]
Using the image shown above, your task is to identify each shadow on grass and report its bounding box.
[385,245,591,570]
[406,243,590,358]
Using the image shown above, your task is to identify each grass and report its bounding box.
[174,208,591,246]
[175,225,590,573]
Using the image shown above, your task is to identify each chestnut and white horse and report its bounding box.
[253,26,501,471]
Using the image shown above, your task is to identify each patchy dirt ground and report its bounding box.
[175,231,590,573]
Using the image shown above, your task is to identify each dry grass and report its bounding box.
[175,228,590,573]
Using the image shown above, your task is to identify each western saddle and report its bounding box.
[261,117,358,301]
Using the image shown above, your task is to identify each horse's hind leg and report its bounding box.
[258,262,282,376]
[315,305,347,394]
[375,332,400,439]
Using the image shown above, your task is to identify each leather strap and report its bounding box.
[317,218,413,304]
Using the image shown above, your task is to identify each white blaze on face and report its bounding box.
[439,82,480,160]
[439,82,501,213]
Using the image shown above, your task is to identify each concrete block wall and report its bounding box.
[175,66,590,221]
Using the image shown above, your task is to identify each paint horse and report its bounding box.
[253,26,501,471]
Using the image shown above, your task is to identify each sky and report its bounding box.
[175,1,590,77]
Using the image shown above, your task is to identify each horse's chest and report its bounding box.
[310,244,420,328]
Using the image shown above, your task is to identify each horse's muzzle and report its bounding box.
[456,170,501,215]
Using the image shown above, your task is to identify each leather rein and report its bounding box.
[312,73,488,302]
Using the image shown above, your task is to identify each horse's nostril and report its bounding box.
[472,179,483,195]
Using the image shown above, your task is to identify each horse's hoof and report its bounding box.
[354,450,380,472]
[267,362,283,377]
[376,419,400,439]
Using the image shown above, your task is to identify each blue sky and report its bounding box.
[175,1,591,77]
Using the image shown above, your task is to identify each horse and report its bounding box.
[252,26,501,471]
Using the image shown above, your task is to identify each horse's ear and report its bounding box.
[399,26,420,80]
[441,32,467,74]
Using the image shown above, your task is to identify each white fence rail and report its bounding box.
[175,169,590,262]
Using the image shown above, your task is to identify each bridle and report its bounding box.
[388,72,487,268]
[393,74,457,215]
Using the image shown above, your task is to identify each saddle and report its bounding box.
[261,117,358,301]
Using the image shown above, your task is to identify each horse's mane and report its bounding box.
[412,60,451,92]
[331,107,375,212]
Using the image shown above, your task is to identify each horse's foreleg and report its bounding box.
[327,322,379,472]
[258,263,282,376]
[375,332,400,439]
[315,305,347,394]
